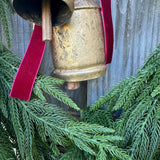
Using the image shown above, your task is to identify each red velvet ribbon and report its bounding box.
[10,0,113,101]
[10,25,46,100]
[101,0,114,64]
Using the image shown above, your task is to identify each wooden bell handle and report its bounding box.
[67,82,80,90]
[42,0,52,41]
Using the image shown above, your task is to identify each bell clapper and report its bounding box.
[67,82,80,90]
[42,0,52,41]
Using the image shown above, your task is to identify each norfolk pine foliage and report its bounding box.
[0,43,130,160]
[0,0,13,48]
[1,0,160,159]
[0,1,130,159]
[84,44,160,160]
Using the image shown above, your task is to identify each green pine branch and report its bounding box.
[0,121,16,160]
[151,84,160,97]
[0,43,130,159]
[0,0,12,48]
[0,45,80,111]
[33,76,80,111]
[82,44,160,160]
[81,107,113,128]
[2,1,160,159]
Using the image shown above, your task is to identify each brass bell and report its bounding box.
[13,0,74,26]
[12,0,106,90]
[50,0,106,88]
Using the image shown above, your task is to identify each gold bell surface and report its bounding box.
[12,0,74,26]
[50,0,106,82]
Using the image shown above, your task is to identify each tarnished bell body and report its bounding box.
[13,0,106,83]
[50,0,106,82]
[13,0,74,26]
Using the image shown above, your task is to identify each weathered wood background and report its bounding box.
[2,0,160,108]
[88,0,160,105]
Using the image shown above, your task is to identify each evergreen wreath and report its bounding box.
[1,0,160,159]
[0,0,130,159]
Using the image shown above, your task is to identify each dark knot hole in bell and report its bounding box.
[13,0,73,26]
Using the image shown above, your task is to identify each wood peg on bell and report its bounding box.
[67,82,80,90]
[42,0,52,41]
[42,0,79,90]
[41,0,79,90]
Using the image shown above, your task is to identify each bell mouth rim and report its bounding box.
[13,0,74,26]
[53,65,107,82]
[74,7,101,11]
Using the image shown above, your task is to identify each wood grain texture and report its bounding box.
[10,15,32,57]
[88,0,160,106]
